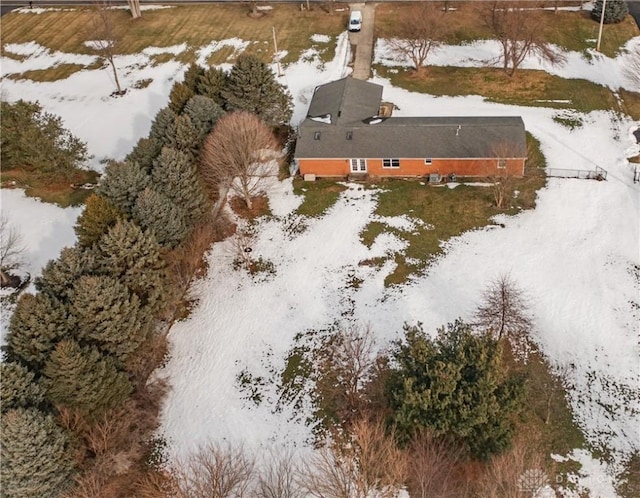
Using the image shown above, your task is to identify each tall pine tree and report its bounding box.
[591,0,628,23]
[163,114,201,160]
[75,193,124,247]
[5,293,73,371]
[183,95,225,141]
[152,147,210,224]
[387,320,524,459]
[133,187,189,248]
[36,246,95,303]
[71,275,149,361]
[125,136,162,172]
[197,66,227,106]
[168,82,195,114]
[1,408,76,498]
[149,107,177,145]
[182,63,206,93]
[1,362,44,412]
[222,55,293,126]
[43,340,132,416]
[94,219,167,313]
[97,160,151,216]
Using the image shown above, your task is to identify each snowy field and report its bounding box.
[1,11,639,495]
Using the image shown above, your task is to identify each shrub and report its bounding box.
[0,100,88,177]
[591,0,628,24]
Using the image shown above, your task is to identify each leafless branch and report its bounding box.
[382,3,448,73]
[0,214,25,287]
[89,1,124,94]
[201,112,278,210]
[623,46,640,90]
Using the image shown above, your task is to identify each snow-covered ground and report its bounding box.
[1,14,639,495]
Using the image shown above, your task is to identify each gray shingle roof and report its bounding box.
[295,78,527,160]
[295,116,527,159]
[306,77,383,124]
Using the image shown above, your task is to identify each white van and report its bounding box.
[349,10,362,32]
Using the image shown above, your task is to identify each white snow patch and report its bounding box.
[142,44,188,56]
[311,34,331,43]
[195,38,251,67]
[553,449,621,497]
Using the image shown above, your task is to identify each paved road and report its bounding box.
[348,2,376,80]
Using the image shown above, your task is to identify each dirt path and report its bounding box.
[349,3,376,80]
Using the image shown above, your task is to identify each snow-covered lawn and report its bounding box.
[1,16,639,495]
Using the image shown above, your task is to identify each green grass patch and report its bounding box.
[1,168,100,207]
[375,3,639,57]
[293,179,347,217]
[376,65,623,114]
[0,4,349,82]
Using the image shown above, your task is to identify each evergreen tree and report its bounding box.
[591,0,628,23]
[152,147,210,224]
[125,136,162,172]
[97,160,151,215]
[133,187,189,248]
[1,408,76,498]
[35,246,96,303]
[43,340,132,416]
[149,107,177,145]
[168,82,195,114]
[0,100,88,178]
[75,193,123,247]
[5,293,73,371]
[71,275,148,361]
[182,63,206,93]
[94,219,167,313]
[0,362,45,412]
[164,114,201,160]
[184,95,226,140]
[197,66,227,106]
[387,320,524,460]
[222,55,293,126]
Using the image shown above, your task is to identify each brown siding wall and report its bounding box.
[298,158,525,177]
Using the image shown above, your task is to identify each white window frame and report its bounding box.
[382,158,400,169]
[497,159,507,169]
[350,158,367,173]
[425,158,433,165]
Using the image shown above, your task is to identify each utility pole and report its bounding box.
[272,26,283,77]
[596,0,607,52]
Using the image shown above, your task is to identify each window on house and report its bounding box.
[314,131,321,140]
[498,159,507,168]
[425,158,432,165]
[346,131,353,140]
[382,158,400,168]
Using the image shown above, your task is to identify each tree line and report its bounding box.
[1,54,293,497]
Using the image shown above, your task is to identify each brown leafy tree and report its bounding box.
[475,273,534,342]
[482,2,566,77]
[200,111,278,211]
[89,1,125,95]
[382,3,448,73]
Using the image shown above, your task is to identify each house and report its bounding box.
[294,77,527,179]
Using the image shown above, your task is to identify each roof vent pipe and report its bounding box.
[456,125,461,136]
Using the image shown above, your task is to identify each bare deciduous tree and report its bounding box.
[255,447,303,498]
[0,214,25,287]
[382,3,448,73]
[482,2,566,77]
[299,419,405,498]
[172,442,255,498]
[90,1,125,95]
[201,111,278,211]
[475,273,534,343]
[406,430,468,498]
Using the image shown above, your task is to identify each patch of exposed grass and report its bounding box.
[363,168,546,286]
[375,2,639,57]
[1,168,100,207]
[0,4,349,81]
[7,62,99,82]
[293,179,347,217]
[376,65,622,114]
[619,89,640,121]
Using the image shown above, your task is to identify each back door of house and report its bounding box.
[350,158,367,173]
